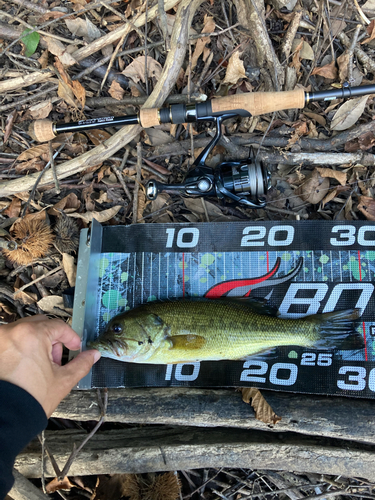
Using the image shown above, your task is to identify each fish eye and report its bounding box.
[111,323,123,334]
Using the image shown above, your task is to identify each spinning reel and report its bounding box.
[146,114,270,209]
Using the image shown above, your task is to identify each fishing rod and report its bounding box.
[29,82,375,208]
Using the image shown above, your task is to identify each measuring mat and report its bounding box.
[72,219,375,397]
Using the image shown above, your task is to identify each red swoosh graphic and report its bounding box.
[205,257,281,298]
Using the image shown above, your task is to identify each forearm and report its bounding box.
[0,381,47,499]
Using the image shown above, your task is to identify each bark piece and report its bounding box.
[233,0,283,87]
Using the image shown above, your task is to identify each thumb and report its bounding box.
[60,350,101,389]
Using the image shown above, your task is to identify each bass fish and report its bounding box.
[90,299,363,364]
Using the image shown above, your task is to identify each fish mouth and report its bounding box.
[92,337,127,357]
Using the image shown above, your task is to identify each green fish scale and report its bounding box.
[142,300,318,361]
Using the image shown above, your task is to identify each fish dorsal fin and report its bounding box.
[222,296,280,317]
[167,334,206,350]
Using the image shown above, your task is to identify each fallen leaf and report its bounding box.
[316,167,347,186]
[54,58,71,85]
[303,111,326,127]
[17,144,49,162]
[122,55,162,84]
[29,100,53,120]
[337,51,349,83]
[15,289,38,305]
[65,17,101,42]
[46,37,77,66]
[311,60,337,80]
[108,80,125,100]
[291,39,314,60]
[38,49,49,69]
[296,169,330,204]
[149,193,172,223]
[181,213,199,223]
[48,193,81,216]
[42,269,66,288]
[58,80,76,107]
[4,198,21,218]
[184,198,223,219]
[67,206,122,223]
[21,29,40,57]
[9,208,46,225]
[321,187,338,208]
[358,131,375,150]
[144,128,173,146]
[86,129,112,145]
[361,19,375,44]
[290,39,303,74]
[41,10,65,21]
[37,295,70,317]
[62,253,76,287]
[190,14,215,71]
[241,388,281,425]
[223,51,247,85]
[17,138,65,162]
[287,120,309,148]
[82,182,96,211]
[72,80,86,108]
[358,195,375,221]
[129,83,142,97]
[331,95,369,131]
[345,194,353,220]
[46,477,74,494]
[4,110,18,144]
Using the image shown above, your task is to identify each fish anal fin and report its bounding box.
[167,334,206,350]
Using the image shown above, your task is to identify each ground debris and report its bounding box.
[1,0,375,493]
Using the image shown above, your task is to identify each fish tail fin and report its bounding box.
[312,308,364,350]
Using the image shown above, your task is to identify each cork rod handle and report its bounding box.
[210,89,306,117]
[29,119,56,143]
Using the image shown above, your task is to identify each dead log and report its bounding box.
[7,469,45,500]
[54,388,375,445]
[15,426,375,481]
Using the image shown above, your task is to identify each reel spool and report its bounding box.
[146,114,270,208]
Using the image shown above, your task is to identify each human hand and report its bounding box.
[0,315,100,417]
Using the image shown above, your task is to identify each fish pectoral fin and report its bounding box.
[167,334,206,350]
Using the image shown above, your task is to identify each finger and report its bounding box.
[58,350,101,390]
[51,342,63,365]
[41,319,82,350]
[14,314,49,324]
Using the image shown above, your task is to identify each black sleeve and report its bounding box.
[0,381,47,499]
